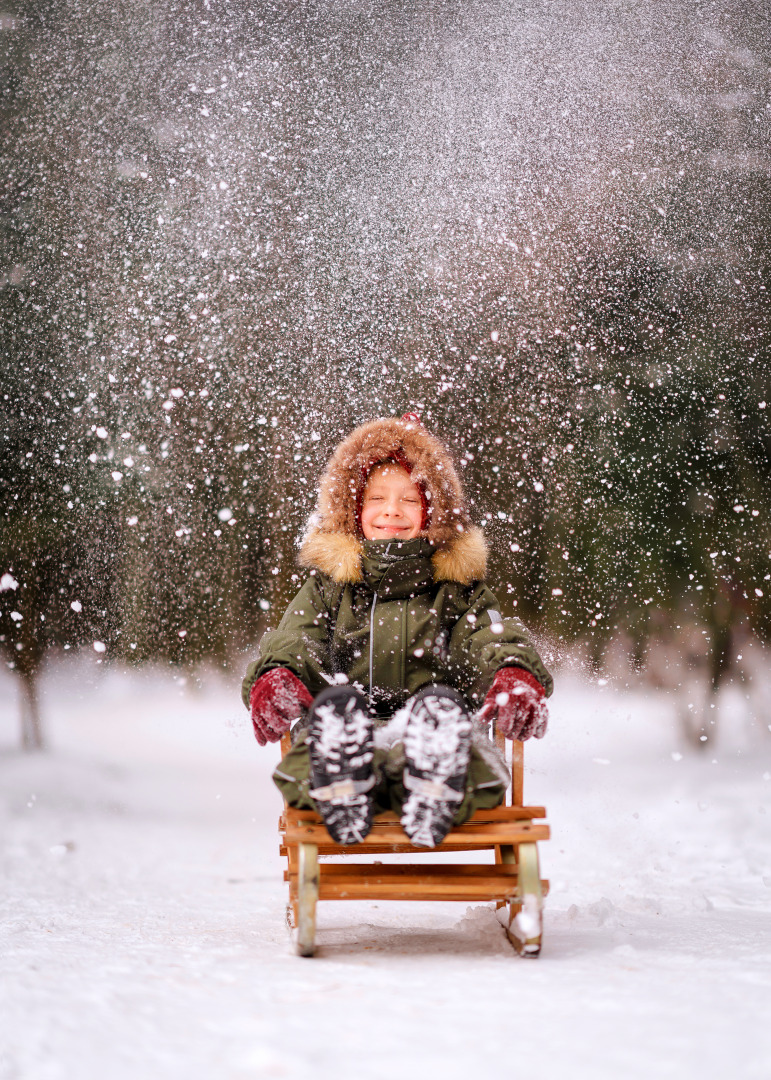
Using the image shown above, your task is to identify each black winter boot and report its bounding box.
[307,686,375,844]
[400,686,472,848]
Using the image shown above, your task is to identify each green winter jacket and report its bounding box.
[242,537,552,717]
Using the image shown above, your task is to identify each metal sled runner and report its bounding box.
[278,727,550,957]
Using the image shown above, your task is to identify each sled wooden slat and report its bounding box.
[281,841,508,856]
[282,805,546,825]
[293,863,519,902]
[318,862,520,878]
[284,817,549,848]
[319,873,518,902]
[287,863,519,883]
[319,883,510,902]
[314,876,551,903]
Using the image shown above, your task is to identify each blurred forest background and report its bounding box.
[2,0,770,750]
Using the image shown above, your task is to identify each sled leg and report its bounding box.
[286,842,299,929]
[494,844,506,911]
[296,843,319,957]
[500,842,543,957]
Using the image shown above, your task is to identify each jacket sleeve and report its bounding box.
[241,573,336,707]
[446,584,553,706]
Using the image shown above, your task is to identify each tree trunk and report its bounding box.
[19,671,44,752]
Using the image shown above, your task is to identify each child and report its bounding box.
[242,414,553,847]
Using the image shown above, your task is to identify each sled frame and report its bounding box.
[279,725,549,957]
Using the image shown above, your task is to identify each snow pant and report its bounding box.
[272,690,509,827]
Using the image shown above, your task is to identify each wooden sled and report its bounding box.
[279,725,550,957]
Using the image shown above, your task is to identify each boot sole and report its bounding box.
[401,689,472,848]
[308,688,375,845]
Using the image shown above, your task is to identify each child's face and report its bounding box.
[360,463,423,541]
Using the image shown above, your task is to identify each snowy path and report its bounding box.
[1,661,770,1080]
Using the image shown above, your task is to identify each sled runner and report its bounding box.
[278,724,550,957]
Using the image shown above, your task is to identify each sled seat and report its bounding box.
[281,806,548,853]
[279,730,550,957]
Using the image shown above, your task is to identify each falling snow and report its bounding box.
[1,2,771,1070]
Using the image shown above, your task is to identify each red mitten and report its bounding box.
[249,667,314,746]
[479,667,548,741]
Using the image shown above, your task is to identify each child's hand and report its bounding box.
[250,668,314,745]
[479,667,548,741]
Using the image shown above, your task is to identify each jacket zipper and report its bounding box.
[368,590,378,708]
[368,542,391,708]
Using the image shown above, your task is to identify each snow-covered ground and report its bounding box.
[1,657,769,1080]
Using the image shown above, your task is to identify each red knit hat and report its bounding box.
[355,413,430,534]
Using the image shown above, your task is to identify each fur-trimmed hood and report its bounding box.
[299,416,488,586]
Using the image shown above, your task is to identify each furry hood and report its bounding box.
[299,416,488,586]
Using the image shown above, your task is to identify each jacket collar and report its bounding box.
[360,539,436,599]
[299,526,488,587]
